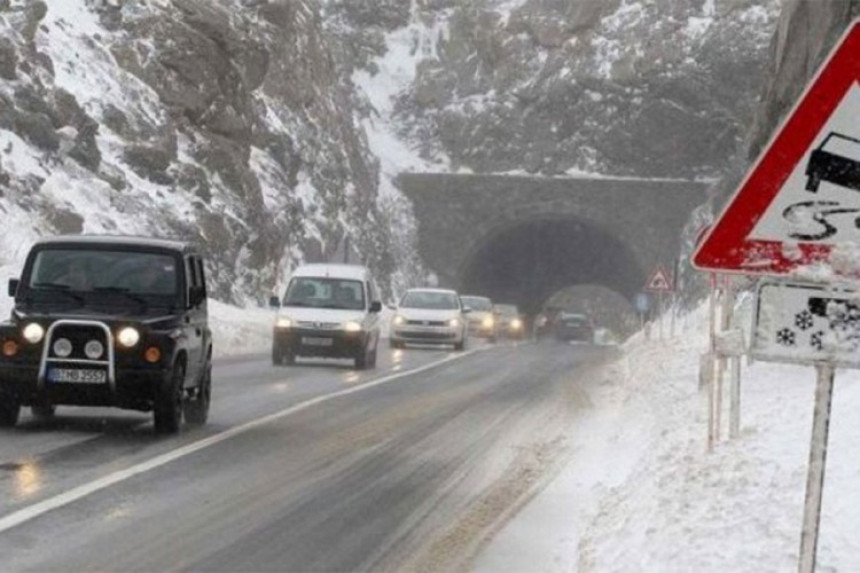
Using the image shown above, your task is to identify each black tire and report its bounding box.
[272,344,296,366]
[184,364,211,426]
[31,403,56,420]
[0,391,20,428]
[154,362,184,434]
[354,345,368,370]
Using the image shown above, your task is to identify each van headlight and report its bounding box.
[511,318,523,330]
[275,317,292,329]
[482,316,494,328]
[449,318,461,328]
[22,323,44,344]
[393,315,405,326]
[343,321,362,332]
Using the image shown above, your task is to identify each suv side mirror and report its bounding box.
[269,296,281,309]
[189,286,206,308]
[8,279,19,298]
[369,301,382,313]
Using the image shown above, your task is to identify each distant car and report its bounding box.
[0,235,212,433]
[460,295,498,342]
[554,312,595,343]
[390,288,469,351]
[270,264,383,369]
[493,304,525,339]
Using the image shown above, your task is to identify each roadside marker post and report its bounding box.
[644,266,674,342]
[691,19,860,570]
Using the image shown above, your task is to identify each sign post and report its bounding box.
[799,364,835,573]
[644,266,674,341]
[691,19,860,570]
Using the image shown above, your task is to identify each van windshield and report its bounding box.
[284,278,365,310]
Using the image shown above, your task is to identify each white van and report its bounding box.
[270,264,383,369]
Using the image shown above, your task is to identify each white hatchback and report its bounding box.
[389,288,469,350]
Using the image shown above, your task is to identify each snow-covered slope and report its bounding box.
[333,0,781,179]
[478,302,860,571]
[0,0,410,308]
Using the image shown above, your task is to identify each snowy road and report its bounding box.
[0,340,617,572]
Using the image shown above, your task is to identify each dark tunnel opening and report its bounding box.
[458,218,646,317]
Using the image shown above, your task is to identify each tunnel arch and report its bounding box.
[457,217,646,316]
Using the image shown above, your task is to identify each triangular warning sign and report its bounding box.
[645,266,674,292]
[693,19,860,276]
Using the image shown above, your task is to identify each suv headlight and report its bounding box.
[22,323,44,344]
[117,327,140,348]
[343,321,362,332]
[275,317,292,329]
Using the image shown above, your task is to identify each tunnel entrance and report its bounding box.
[458,218,645,318]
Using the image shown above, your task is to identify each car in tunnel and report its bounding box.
[269,264,383,369]
[390,288,469,351]
[554,312,595,343]
[493,304,526,339]
[460,295,498,342]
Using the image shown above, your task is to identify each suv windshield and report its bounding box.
[401,291,460,310]
[27,249,179,299]
[460,296,493,311]
[284,277,365,310]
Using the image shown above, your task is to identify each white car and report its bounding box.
[270,264,383,369]
[460,295,498,342]
[390,288,469,351]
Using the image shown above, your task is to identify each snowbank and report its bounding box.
[480,301,860,571]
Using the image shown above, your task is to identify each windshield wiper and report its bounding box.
[92,287,150,308]
[30,283,85,303]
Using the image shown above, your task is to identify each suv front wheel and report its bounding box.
[0,389,21,427]
[185,363,211,426]
[154,362,184,434]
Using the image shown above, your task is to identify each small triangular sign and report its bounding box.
[645,266,674,292]
[693,19,860,276]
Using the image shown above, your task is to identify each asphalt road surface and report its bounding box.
[0,339,618,572]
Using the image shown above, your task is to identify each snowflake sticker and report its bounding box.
[776,328,796,347]
[810,331,825,351]
[795,310,814,331]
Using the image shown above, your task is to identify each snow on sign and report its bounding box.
[644,266,673,292]
[751,280,860,369]
[693,19,860,276]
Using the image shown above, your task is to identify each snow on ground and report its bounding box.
[477,300,860,572]
[207,300,275,359]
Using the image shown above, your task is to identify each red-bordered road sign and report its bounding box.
[693,19,860,276]
[645,266,674,292]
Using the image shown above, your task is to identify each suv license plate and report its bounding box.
[302,337,333,347]
[48,368,107,384]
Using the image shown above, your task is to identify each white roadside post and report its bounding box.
[715,326,745,439]
[799,363,835,573]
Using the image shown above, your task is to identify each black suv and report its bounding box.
[0,236,212,433]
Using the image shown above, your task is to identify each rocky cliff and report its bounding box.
[0,0,410,303]
[0,0,785,306]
